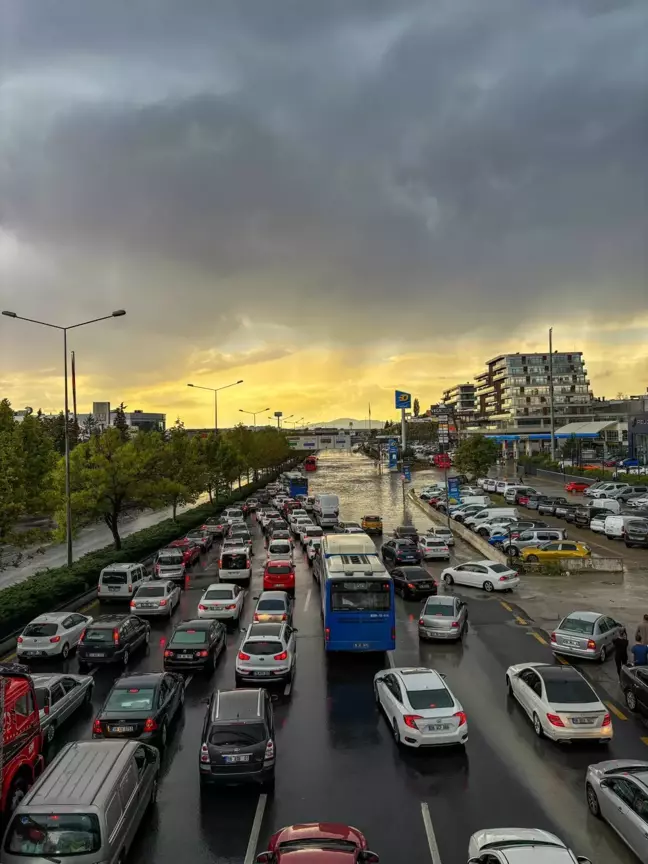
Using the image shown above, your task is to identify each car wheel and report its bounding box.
[235,674,243,687]
[392,719,401,745]
[532,713,544,738]
[599,645,607,663]
[178,686,185,710]
[483,581,494,592]
[61,642,70,660]
[586,783,601,818]
[46,723,56,744]
[477,529,489,537]
[444,574,454,586]
[625,689,637,711]
[526,555,539,562]
[264,773,276,793]
[122,649,130,667]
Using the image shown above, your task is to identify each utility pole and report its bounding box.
[549,328,556,460]
[401,408,407,456]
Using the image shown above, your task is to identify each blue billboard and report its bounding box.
[388,438,398,469]
[447,476,461,505]
[395,390,412,409]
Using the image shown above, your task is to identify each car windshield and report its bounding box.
[101,571,127,585]
[407,688,454,710]
[257,599,286,611]
[171,630,208,645]
[221,554,248,570]
[105,687,155,711]
[23,623,58,637]
[543,677,597,704]
[560,617,596,635]
[424,602,454,616]
[205,589,234,600]
[209,724,266,746]
[243,640,283,656]
[267,565,293,575]
[136,586,165,597]
[6,813,101,857]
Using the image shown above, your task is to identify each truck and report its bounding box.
[0,663,45,826]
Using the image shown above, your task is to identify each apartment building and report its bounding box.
[441,383,476,415]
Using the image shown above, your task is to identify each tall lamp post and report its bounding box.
[187,380,243,430]
[2,308,127,567]
[239,407,269,430]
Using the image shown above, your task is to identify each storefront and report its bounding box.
[629,414,648,463]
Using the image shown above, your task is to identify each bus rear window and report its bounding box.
[330,582,391,612]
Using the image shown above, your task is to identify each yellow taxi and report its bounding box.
[361,515,383,535]
[521,540,591,562]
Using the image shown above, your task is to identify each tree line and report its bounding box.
[0,399,293,550]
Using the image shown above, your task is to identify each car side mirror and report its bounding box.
[359,854,379,864]
[292,628,299,633]
[256,854,275,864]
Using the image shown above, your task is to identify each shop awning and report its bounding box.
[554,421,617,439]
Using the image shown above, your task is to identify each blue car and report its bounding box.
[381,539,423,567]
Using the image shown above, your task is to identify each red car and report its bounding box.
[168,538,201,566]
[564,481,589,494]
[257,823,379,864]
[263,559,296,595]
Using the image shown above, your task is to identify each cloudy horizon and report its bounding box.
[1,0,647,426]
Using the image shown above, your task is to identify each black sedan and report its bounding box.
[393,525,419,542]
[391,567,437,600]
[164,619,226,674]
[381,539,422,567]
[537,496,569,516]
[621,665,648,718]
[93,672,184,748]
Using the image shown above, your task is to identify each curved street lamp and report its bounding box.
[187,380,243,430]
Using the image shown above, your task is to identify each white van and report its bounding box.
[464,507,519,531]
[603,513,637,540]
[97,562,147,600]
[586,498,621,514]
[313,493,340,528]
[218,547,252,584]
[450,495,490,509]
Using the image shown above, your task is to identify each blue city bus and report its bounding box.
[317,536,395,652]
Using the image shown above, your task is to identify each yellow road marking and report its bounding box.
[530,632,547,645]
[500,601,513,612]
[1,652,17,662]
[515,616,528,625]
[556,655,570,665]
[605,701,627,721]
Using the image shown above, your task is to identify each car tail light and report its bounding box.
[143,717,158,733]
[546,713,565,727]
[130,600,136,608]
[113,629,120,645]
[93,718,102,735]
[164,649,173,657]
[159,599,167,606]
[403,715,423,729]
[17,636,23,644]
[587,639,597,650]
[238,651,251,661]
[198,604,206,611]
[274,650,288,661]
[281,613,287,621]
[218,560,223,568]
[197,650,209,657]
[79,629,86,643]
[498,576,509,582]
[325,628,330,642]
[264,739,275,761]
[49,635,61,643]
[602,713,611,727]
[225,604,237,610]
[254,613,260,621]
[128,583,133,593]
[155,564,160,574]
[454,711,467,726]
[200,743,210,763]
[550,632,556,642]
[418,618,424,626]
[451,622,459,628]
[407,583,416,590]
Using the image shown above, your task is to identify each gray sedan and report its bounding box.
[32,673,94,744]
[586,760,648,862]
[130,580,181,618]
[550,610,621,662]
[418,595,467,641]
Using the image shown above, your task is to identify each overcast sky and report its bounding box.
[1,0,647,425]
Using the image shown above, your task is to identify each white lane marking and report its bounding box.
[420,802,442,864]
[183,674,194,689]
[303,588,312,613]
[244,793,268,864]
[387,651,395,668]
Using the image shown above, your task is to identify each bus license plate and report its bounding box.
[353,642,370,649]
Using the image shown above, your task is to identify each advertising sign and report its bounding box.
[402,466,411,482]
[388,438,398,469]
[447,476,461,505]
[395,390,412,410]
[93,401,111,428]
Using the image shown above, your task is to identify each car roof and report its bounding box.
[562,610,601,622]
[205,582,236,592]
[535,665,585,683]
[175,619,212,630]
[394,668,446,689]
[112,672,165,688]
[266,559,293,567]
[211,688,264,722]
[221,546,249,554]
[101,562,138,570]
[30,612,72,623]
[245,623,284,638]
[258,590,289,601]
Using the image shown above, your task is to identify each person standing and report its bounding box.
[631,636,648,667]
[636,614,648,645]
[613,628,629,677]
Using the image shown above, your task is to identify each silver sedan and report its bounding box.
[32,673,94,744]
[418,595,467,641]
[130,580,181,618]
[586,760,648,862]
[550,610,621,663]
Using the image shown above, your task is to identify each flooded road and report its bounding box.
[37,451,641,864]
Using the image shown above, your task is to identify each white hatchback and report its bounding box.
[198,582,245,625]
[418,536,450,560]
[305,537,322,564]
[374,667,468,748]
[468,828,590,863]
[441,560,520,592]
[17,612,93,661]
[267,539,294,562]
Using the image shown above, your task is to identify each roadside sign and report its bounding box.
[395,390,412,409]
[402,466,411,482]
[447,476,461,505]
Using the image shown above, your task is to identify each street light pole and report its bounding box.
[2,308,126,567]
[549,327,556,461]
[239,407,270,431]
[187,380,244,430]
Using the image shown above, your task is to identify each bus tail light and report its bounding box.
[325,628,330,642]
[391,627,395,641]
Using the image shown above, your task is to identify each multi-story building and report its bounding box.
[442,383,476,416]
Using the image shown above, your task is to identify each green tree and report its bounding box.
[0,420,23,545]
[113,403,130,441]
[453,435,500,478]
[158,423,203,520]
[16,412,59,515]
[80,413,99,440]
[413,398,420,417]
[42,411,79,455]
[0,398,15,434]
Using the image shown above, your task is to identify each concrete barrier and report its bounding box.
[409,491,509,564]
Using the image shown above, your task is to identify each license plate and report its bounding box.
[353,642,370,649]
[572,717,595,725]
[179,653,193,659]
[107,586,121,592]
[110,726,134,733]
[419,583,431,588]
[563,639,580,646]
[428,724,451,731]
[224,754,250,763]
[139,603,155,609]
[255,671,271,677]
[87,653,105,658]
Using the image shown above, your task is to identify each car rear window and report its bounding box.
[136,586,165,597]
[423,602,454,616]
[6,813,101,856]
[209,723,266,746]
[489,564,513,574]
[270,543,291,553]
[100,571,127,585]
[267,565,293,575]
[23,623,58,637]
[543,678,597,704]
[172,630,208,645]
[406,688,454,710]
[364,516,380,521]
[257,599,286,611]
[221,554,248,570]
[158,554,183,566]
[243,640,283,656]
[205,589,234,600]
[83,628,115,643]
[105,687,155,711]
[401,569,428,580]
[560,617,595,635]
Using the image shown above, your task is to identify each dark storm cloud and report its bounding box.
[1,0,647,352]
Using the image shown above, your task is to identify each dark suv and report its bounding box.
[393,525,419,543]
[78,614,150,673]
[199,688,275,790]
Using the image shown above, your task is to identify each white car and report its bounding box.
[305,537,322,564]
[267,538,294,562]
[467,828,591,863]
[374,667,468,748]
[430,526,454,546]
[418,536,450,560]
[17,612,93,661]
[483,478,498,492]
[235,621,296,686]
[130,580,181,618]
[290,516,313,536]
[505,662,612,743]
[299,526,324,548]
[197,582,245,625]
[589,514,607,533]
[441,560,520,593]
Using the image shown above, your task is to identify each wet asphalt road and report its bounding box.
[31,451,646,864]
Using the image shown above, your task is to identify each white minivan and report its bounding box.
[464,507,518,531]
[97,562,147,600]
[604,513,638,540]
[313,493,340,528]
[218,547,252,584]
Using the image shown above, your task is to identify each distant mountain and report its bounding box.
[310,418,384,429]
